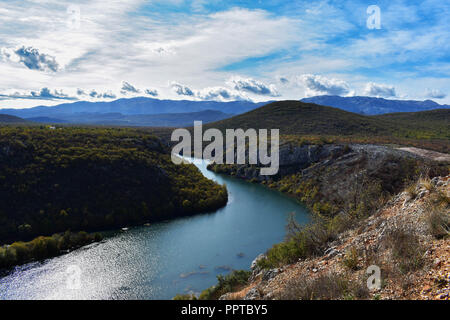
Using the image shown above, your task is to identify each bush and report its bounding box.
[280,272,369,300]
[173,294,197,300]
[383,226,425,274]
[198,270,252,300]
[425,203,449,239]
[258,213,350,269]
[342,247,359,270]
[0,231,103,269]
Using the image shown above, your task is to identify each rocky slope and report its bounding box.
[222,175,449,300]
[207,143,449,300]
[209,143,446,216]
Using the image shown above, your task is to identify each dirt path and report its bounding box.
[397,147,450,162]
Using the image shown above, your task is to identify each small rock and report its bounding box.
[433,258,441,267]
[244,288,260,300]
[422,285,431,292]
[262,268,280,282]
[219,293,232,300]
[250,254,266,271]
[431,177,439,186]
[417,190,429,199]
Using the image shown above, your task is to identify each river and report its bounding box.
[0,158,310,300]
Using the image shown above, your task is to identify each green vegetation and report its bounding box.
[198,270,252,300]
[0,231,102,269]
[0,126,227,244]
[253,164,432,269]
[205,101,450,153]
[173,269,252,300]
[342,247,360,271]
[173,293,198,300]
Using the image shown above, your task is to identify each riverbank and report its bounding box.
[0,127,228,245]
[0,231,103,270]
[225,175,450,300]
[202,143,449,300]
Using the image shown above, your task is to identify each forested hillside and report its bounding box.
[0,127,227,244]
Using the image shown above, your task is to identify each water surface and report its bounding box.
[0,158,310,300]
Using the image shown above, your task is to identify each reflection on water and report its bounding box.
[0,158,310,300]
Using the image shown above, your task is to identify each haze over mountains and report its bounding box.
[301,95,450,115]
[0,96,448,127]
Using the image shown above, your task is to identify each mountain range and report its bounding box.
[26,110,232,127]
[301,95,449,115]
[0,96,448,127]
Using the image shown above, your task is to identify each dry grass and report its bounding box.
[405,184,418,199]
[425,197,450,239]
[342,247,360,271]
[418,176,434,192]
[383,226,426,274]
[279,272,369,300]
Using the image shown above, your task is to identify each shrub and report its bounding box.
[425,204,449,239]
[383,226,425,274]
[280,272,369,300]
[0,231,103,269]
[173,294,197,300]
[342,247,359,270]
[405,184,418,199]
[418,176,434,192]
[258,214,333,269]
[198,270,251,300]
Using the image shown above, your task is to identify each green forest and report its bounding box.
[0,126,228,246]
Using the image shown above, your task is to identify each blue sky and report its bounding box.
[0,0,449,108]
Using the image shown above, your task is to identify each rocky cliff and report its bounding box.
[208,144,449,300]
[224,175,449,300]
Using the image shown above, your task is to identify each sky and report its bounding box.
[0,0,449,109]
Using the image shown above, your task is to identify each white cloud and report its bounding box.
[170,82,247,101]
[170,82,195,96]
[0,87,77,101]
[121,81,140,94]
[363,82,397,98]
[425,88,446,99]
[227,76,279,97]
[300,74,350,97]
[196,86,248,101]
[145,88,159,97]
[0,1,449,106]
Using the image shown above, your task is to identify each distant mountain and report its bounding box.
[0,114,27,123]
[301,95,450,115]
[23,110,231,127]
[0,97,268,119]
[26,117,69,123]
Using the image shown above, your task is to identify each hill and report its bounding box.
[203,101,449,153]
[205,101,449,137]
[301,95,449,115]
[0,127,227,244]
[0,114,27,124]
